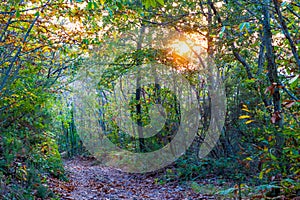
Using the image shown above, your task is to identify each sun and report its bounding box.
[168,36,206,71]
[170,40,191,56]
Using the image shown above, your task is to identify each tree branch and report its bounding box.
[0,0,50,92]
[232,47,253,79]
[273,0,300,72]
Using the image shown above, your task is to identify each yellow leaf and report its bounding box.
[113,31,117,40]
[42,46,51,53]
[100,0,105,5]
[242,108,250,112]
[242,104,248,109]
[259,171,264,179]
[265,168,272,174]
[245,157,252,161]
[239,115,251,119]
[245,120,255,124]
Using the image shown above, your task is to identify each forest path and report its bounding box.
[48,156,214,200]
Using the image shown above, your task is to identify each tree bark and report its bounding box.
[136,25,146,152]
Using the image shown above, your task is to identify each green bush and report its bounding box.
[0,108,65,199]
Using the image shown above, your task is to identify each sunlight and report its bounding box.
[170,40,191,56]
[168,37,203,71]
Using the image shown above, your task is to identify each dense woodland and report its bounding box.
[0,0,299,199]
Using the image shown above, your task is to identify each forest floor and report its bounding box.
[47,156,217,200]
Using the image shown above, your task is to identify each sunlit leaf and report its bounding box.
[242,108,250,112]
[245,157,252,161]
[156,0,164,6]
[245,120,255,124]
[239,115,251,119]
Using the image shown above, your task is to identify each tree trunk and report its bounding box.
[136,25,146,152]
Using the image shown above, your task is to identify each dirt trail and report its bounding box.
[48,156,214,200]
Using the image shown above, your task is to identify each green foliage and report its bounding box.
[52,98,84,158]
[102,83,181,152]
[1,0,300,198]
[0,109,65,199]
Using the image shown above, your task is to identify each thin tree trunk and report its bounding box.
[262,1,284,195]
[136,25,146,152]
[262,0,283,127]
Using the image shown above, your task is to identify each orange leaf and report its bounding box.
[264,85,275,95]
[265,83,278,95]
[268,136,272,141]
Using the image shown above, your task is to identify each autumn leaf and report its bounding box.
[245,157,252,161]
[271,111,281,124]
[242,104,248,109]
[282,101,295,108]
[239,115,251,119]
[242,108,251,112]
[245,120,255,124]
[268,136,272,142]
[264,83,277,95]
